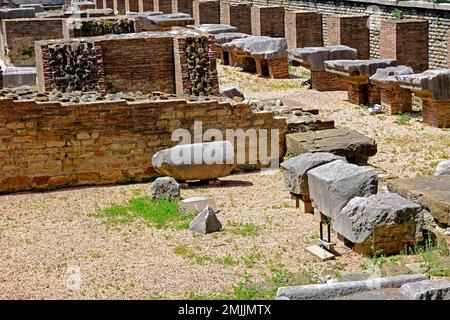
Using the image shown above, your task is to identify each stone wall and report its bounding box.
[36,31,218,95]
[221,0,450,68]
[63,17,136,38]
[1,18,65,67]
[0,98,287,193]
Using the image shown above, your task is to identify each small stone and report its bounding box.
[400,279,450,300]
[221,87,245,100]
[435,160,450,176]
[150,177,180,201]
[189,206,222,234]
[181,197,217,214]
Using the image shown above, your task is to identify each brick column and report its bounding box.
[154,0,172,13]
[380,19,428,73]
[141,0,153,11]
[0,67,3,89]
[285,11,323,49]
[105,0,114,9]
[310,71,347,91]
[222,2,252,34]
[114,0,126,13]
[379,86,412,115]
[251,5,285,37]
[172,0,194,15]
[268,57,289,79]
[126,0,139,12]
[96,0,103,9]
[347,77,369,105]
[415,92,450,128]
[193,0,220,25]
[327,15,370,59]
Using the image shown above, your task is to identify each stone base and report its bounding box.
[368,83,381,105]
[291,193,313,214]
[380,87,413,115]
[422,99,450,128]
[311,71,347,91]
[347,80,368,105]
[269,57,289,79]
[338,233,411,256]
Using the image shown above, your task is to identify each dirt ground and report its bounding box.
[0,65,448,299]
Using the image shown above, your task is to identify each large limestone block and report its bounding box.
[280,152,346,195]
[152,141,235,181]
[222,36,288,60]
[334,193,423,245]
[286,128,377,165]
[436,160,450,176]
[288,45,357,72]
[0,8,35,19]
[307,160,378,219]
[397,69,450,102]
[370,65,414,88]
[213,32,250,44]
[387,176,450,226]
[188,24,237,34]
[400,279,450,300]
[324,59,397,77]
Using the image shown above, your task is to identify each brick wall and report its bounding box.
[1,18,65,67]
[251,5,285,37]
[114,0,126,13]
[142,0,154,11]
[154,0,173,13]
[96,0,103,9]
[172,0,194,15]
[327,15,370,59]
[193,0,221,24]
[36,31,218,95]
[127,0,140,12]
[222,0,450,68]
[0,98,287,193]
[222,2,252,34]
[285,10,323,48]
[380,19,429,72]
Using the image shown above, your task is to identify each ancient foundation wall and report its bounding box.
[1,18,65,67]
[0,98,287,193]
[222,0,450,68]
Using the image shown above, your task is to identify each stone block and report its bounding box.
[181,197,217,214]
[286,128,378,165]
[307,160,378,219]
[400,280,450,300]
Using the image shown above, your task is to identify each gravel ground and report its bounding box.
[0,171,368,299]
[1,65,447,299]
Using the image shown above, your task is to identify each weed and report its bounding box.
[229,221,261,237]
[243,251,263,268]
[395,113,412,125]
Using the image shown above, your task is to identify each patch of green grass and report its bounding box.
[242,251,263,268]
[395,113,412,125]
[377,115,386,121]
[173,244,213,265]
[410,240,450,278]
[148,293,168,300]
[220,256,238,266]
[229,221,261,237]
[96,197,194,229]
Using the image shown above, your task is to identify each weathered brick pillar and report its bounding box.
[379,86,413,115]
[126,0,139,12]
[193,0,220,25]
[96,0,103,9]
[268,57,289,79]
[114,0,126,13]
[142,0,154,11]
[104,0,114,9]
[327,15,370,59]
[172,0,194,15]
[251,5,285,37]
[380,19,428,72]
[347,78,369,105]
[415,92,450,128]
[154,0,172,13]
[285,11,323,49]
[222,2,252,34]
[310,71,347,91]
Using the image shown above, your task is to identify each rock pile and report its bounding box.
[75,18,135,37]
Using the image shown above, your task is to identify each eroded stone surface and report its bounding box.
[150,177,180,200]
[213,32,250,44]
[324,59,397,77]
[436,160,450,176]
[397,69,450,101]
[152,141,235,181]
[370,65,414,87]
[286,128,378,165]
[400,280,450,300]
[189,206,222,234]
[334,193,423,245]
[280,152,346,195]
[288,45,357,71]
[387,176,450,226]
[307,160,378,219]
[222,36,288,60]
[188,24,237,34]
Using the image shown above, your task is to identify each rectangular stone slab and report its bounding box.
[387,176,450,226]
[286,128,377,165]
